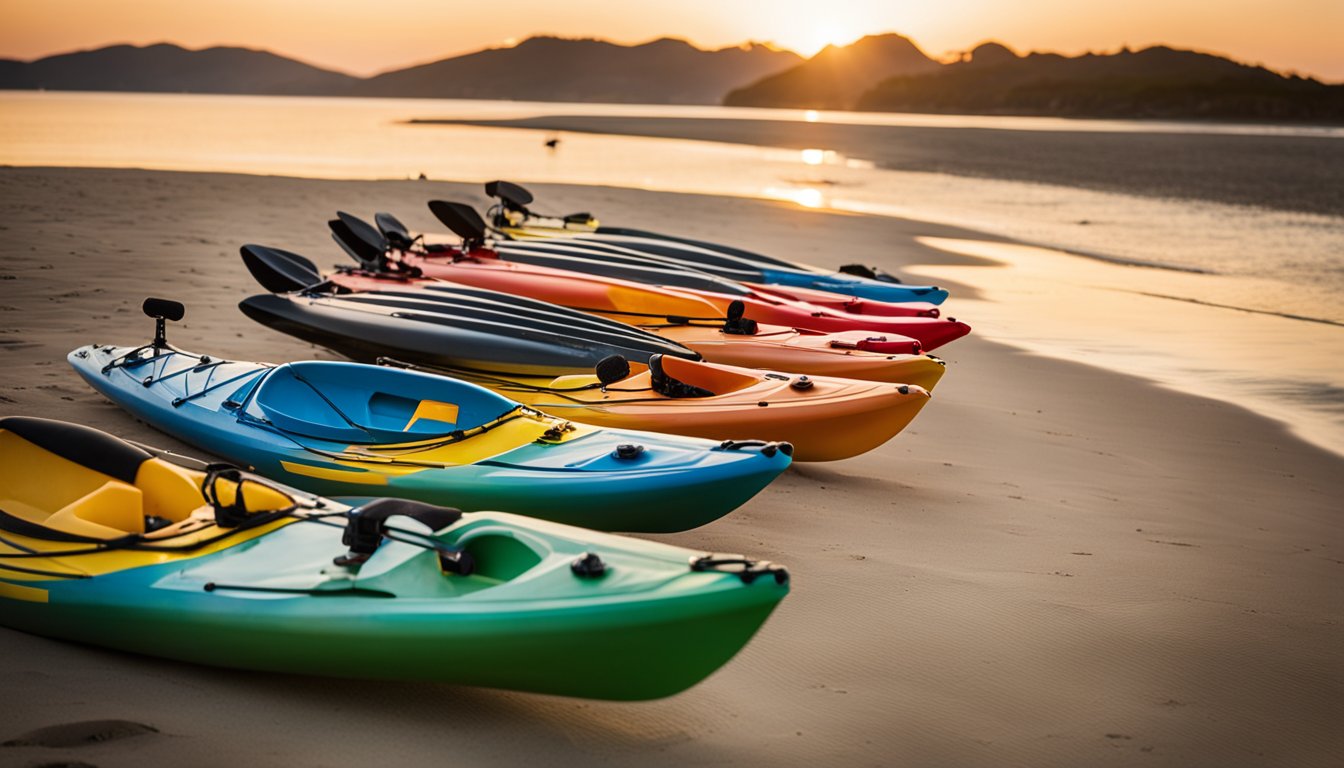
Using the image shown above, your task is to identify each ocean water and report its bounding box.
[1,91,1341,454]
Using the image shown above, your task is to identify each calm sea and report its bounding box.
[2,91,1341,454]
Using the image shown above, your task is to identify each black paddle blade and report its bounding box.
[336,211,388,254]
[428,200,488,244]
[484,180,534,210]
[375,212,415,250]
[143,297,185,321]
[240,244,322,293]
[328,217,384,267]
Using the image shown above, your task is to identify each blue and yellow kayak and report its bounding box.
[0,416,789,699]
[67,315,791,532]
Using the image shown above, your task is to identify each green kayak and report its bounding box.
[0,416,789,700]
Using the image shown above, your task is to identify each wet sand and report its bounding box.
[417,115,1344,215]
[0,167,1341,767]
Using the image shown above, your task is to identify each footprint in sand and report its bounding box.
[2,719,158,748]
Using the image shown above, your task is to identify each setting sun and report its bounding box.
[776,24,864,57]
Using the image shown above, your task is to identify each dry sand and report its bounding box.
[0,167,1341,767]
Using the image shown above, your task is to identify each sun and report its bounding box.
[783,23,865,57]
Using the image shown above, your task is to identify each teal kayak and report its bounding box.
[0,416,789,700]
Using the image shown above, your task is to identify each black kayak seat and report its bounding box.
[0,416,150,484]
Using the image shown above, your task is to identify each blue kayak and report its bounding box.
[478,180,950,304]
[67,333,791,533]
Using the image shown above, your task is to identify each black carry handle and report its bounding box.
[336,498,467,570]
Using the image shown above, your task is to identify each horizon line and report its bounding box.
[2,33,1338,84]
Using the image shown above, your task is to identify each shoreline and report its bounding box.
[414,115,1344,216]
[2,167,1342,767]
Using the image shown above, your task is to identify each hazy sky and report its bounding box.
[3,0,1341,80]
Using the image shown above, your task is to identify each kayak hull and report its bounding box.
[3,541,783,700]
[649,324,948,389]
[448,360,933,462]
[238,287,695,377]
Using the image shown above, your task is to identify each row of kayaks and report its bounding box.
[1,184,972,700]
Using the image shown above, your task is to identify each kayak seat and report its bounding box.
[0,418,211,539]
[642,355,761,399]
[656,355,759,395]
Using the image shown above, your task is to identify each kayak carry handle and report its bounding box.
[336,498,465,568]
[717,439,794,458]
[690,554,789,585]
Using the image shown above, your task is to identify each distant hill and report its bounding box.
[0,43,357,94]
[0,37,799,105]
[355,36,800,104]
[723,34,940,109]
[855,43,1344,121]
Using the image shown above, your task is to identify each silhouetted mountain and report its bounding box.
[723,34,940,109]
[356,36,800,104]
[0,43,357,94]
[855,43,1344,121]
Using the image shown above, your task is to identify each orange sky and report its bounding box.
[2,0,1341,81]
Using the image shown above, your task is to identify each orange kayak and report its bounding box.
[645,323,945,389]
[388,355,931,463]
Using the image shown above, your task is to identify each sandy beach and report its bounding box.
[1,166,1341,767]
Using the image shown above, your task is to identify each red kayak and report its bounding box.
[389,241,969,350]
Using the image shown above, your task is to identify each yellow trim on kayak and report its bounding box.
[280,461,391,485]
[404,400,459,432]
[0,580,48,603]
[0,517,296,581]
[322,413,598,472]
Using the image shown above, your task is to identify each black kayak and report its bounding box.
[238,245,698,376]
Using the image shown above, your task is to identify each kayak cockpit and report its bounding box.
[0,416,293,542]
[243,361,522,445]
